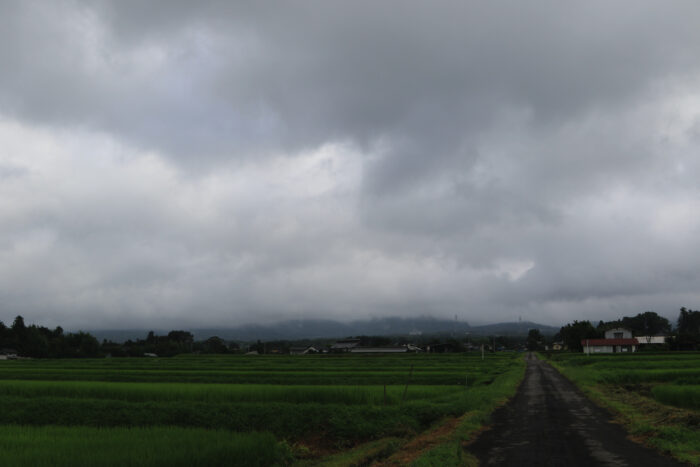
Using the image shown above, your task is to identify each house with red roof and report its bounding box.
[582,328,638,354]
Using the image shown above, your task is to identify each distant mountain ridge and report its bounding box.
[88,317,559,343]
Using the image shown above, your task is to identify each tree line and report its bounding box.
[4,308,700,358]
[0,316,240,358]
[0,316,100,358]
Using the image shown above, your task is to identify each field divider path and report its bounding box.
[468,353,685,466]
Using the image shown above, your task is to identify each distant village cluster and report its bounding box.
[1,308,699,360]
[551,308,700,353]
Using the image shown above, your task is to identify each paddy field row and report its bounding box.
[0,353,526,466]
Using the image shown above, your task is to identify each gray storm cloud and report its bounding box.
[1,0,700,329]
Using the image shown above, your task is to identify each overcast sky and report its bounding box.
[2,1,700,329]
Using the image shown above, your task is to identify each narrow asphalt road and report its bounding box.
[468,353,684,466]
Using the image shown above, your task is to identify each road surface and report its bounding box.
[468,353,684,466]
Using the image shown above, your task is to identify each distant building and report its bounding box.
[635,335,667,345]
[289,346,319,355]
[330,339,360,352]
[605,328,632,339]
[582,328,638,354]
[349,346,408,354]
[551,342,566,351]
[0,348,18,359]
[426,343,455,353]
[331,340,423,354]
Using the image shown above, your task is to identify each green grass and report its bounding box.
[0,380,463,405]
[0,425,290,467]
[651,385,700,410]
[0,354,518,385]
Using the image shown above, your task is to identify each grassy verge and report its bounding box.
[410,358,526,467]
[298,437,404,467]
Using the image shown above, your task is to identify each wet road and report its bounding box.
[468,353,684,466]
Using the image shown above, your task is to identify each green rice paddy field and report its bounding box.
[548,352,700,465]
[0,353,525,466]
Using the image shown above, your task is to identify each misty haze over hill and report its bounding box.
[89,317,560,343]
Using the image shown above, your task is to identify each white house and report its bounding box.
[582,328,638,354]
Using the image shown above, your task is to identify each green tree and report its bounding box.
[526,329,543,351]
[559,320,599,352]
[201,336,228,354]
[65,332,100,357]
[621,311,671,336]
[11,315,26,333]
[22,327,50,358]
[677,307,700,349]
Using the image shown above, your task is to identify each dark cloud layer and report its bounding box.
[1,1,700,328]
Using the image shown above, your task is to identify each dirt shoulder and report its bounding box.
[467,353,685,466]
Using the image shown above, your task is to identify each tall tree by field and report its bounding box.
[12,315,26,333]
[595,311,671,337]
[0,316,100,358]
[621,311,671,336]
[677,307,700,350]
[527,329,543,351]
